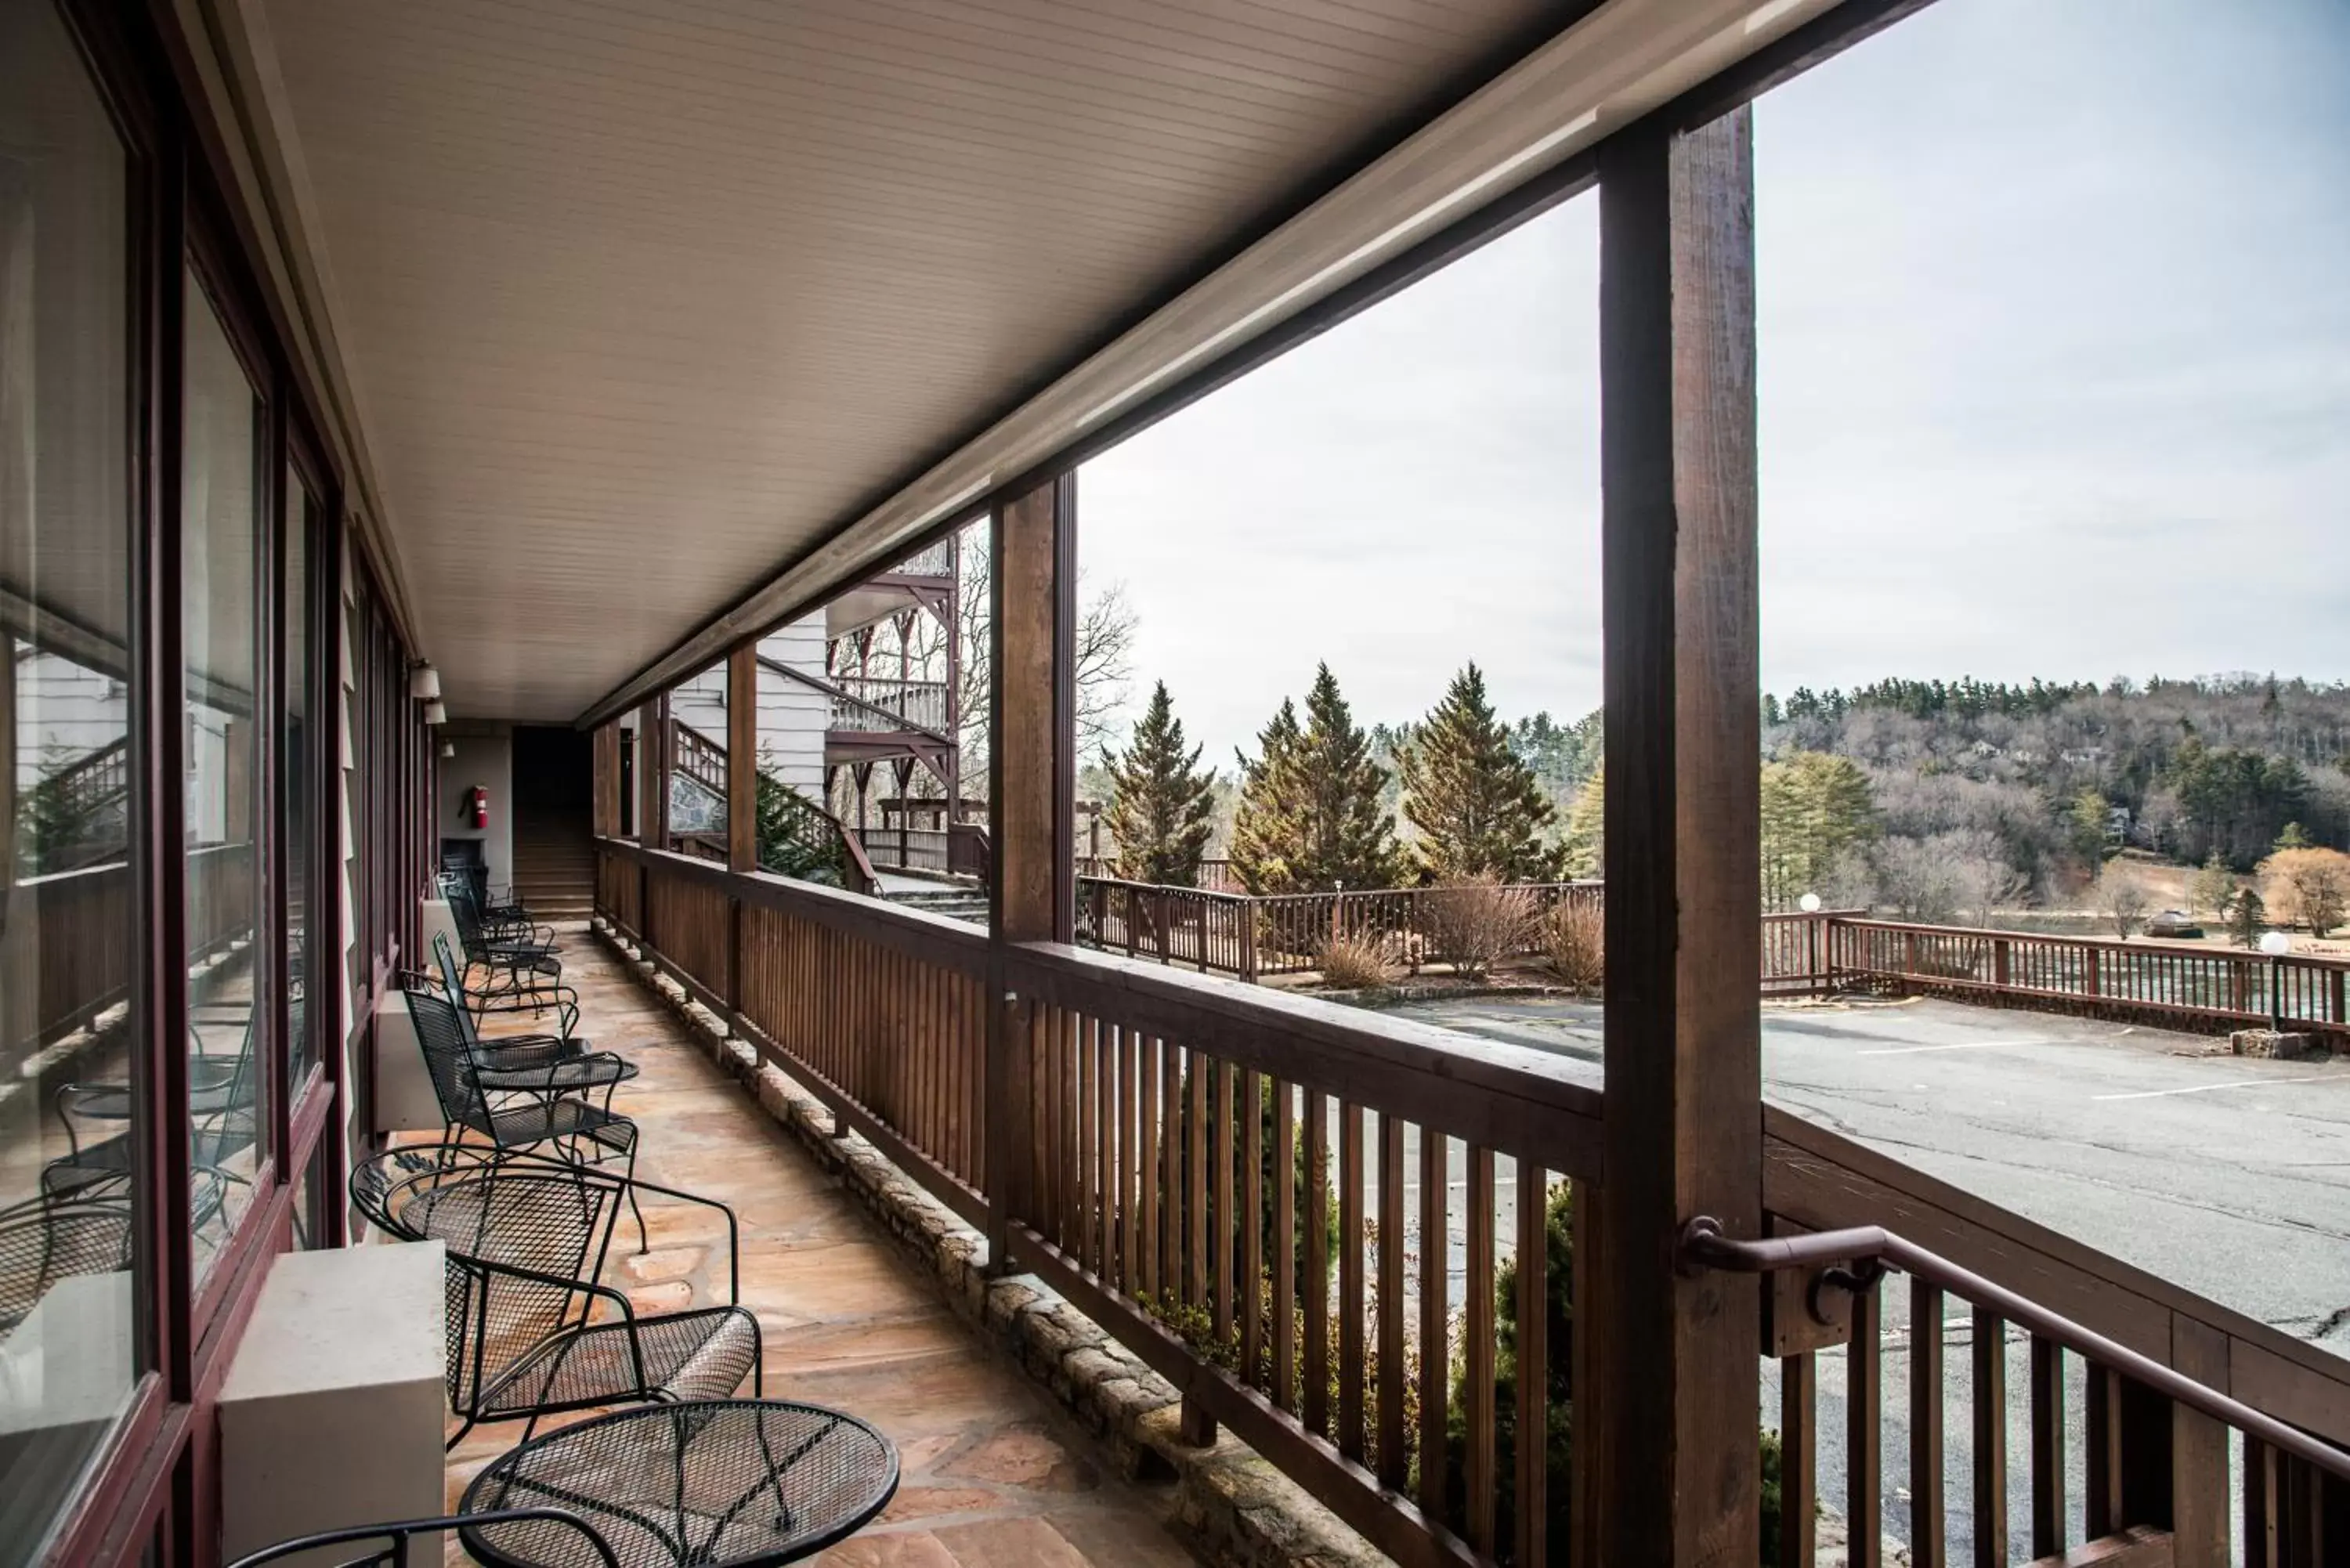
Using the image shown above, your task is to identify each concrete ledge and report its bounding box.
[591,919,1387,1568]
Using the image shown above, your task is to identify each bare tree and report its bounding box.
[2095,862,2152,939]
[952,521,1139,793]
[1872,834,1965,923]
[1943,827,2027,926]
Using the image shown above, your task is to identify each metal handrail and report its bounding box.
[1679,1216,2350,1484]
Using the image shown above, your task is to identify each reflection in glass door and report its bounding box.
[180,267,269,1285]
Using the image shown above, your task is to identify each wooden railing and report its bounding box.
[1076,880,2350,1040]
[1252,882,1600,977]
[1076,879,1258,976]
[5,840,255,1071]
[830,674,949,735]
[882,537,954,580]
[1755,1104,2350,1567]
[1077,854,1241,894]
[5,860,132,1070]
[855,825,949,875]
[667,717,728,795]
[1077,875,1845,995]
[596,839,2350,1567]
[1831,917,2350,1042]
[948,822,990,885]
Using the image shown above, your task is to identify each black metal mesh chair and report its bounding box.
[0,1188,132,1335]
[434,931,584,1069]
[443,853,533,929]
[448,872,559,951]
[404,981,638,1167]
[226,1507,618,1568]
[350,1147,761,1448]
[46,1005,267,1211]
[447,882,573,1018]
[2,1170,231,1335]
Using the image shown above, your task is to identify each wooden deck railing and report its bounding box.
[6,841,255,1073]
[666,717,728,796]
[855,825,950,876]
[596,838,2350,1567]
[1076,877,2350,1042]
[1076,874,1844,995]
[1756,1104,2350,1567]
[1832,917,2350,1042]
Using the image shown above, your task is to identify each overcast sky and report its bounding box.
[1078,0,2350,766]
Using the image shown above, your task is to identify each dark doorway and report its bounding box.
[511,725,595,916]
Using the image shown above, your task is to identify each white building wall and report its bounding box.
[14,647,126,790]
[757,616,827,804]
[662,613,828,807]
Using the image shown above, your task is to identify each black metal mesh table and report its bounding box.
[475,1056,640,1093]
[459,1400,898,1568]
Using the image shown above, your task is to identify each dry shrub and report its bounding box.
[1419,876,1538,981]
[1544,899,1604,993]
[1317,933,1396,989]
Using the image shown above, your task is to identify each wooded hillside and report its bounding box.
[1765,674,2350,893]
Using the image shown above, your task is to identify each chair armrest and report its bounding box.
[227,1509,618,1568]
[472,1255,655,1390]
[614,1175,743,1305]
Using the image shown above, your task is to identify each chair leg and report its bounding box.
[624,1142,647,1254]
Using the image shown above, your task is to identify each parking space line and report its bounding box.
[2092,1075,2331,1102]
[1856,1039,2050,1057]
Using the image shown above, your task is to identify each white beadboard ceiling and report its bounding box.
[257,0,1580,721]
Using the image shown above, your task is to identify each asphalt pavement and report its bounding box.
[1389,991,2350,1557]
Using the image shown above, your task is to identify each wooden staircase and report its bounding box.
[511,807,595,919]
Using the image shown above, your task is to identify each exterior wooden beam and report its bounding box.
[986,471,1076,1274]
[727,641,760,873]
[989,473,1076,945]
[591,721,619,839]
[1594,102,1762,1568]
[635,699,663,849]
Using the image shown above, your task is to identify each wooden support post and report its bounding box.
[986,472,1076,1281]
[2168,1315,2230,1566]
[1972,1308,2009,1568]
[1911,1280,1946,1568]
[635,699,663,930]
[727,641,759,875]
[1594,103,1762,1568]
[638,696,669,850]
[592,722,620,840]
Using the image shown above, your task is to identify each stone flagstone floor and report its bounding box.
[447,928,1199,1566]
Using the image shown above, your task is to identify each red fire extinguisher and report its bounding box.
[469,784,490,829]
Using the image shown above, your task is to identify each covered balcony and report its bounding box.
[4,2,2345,1567]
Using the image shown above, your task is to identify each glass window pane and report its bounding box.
[283,470,311,1091]
[182,269,266,1283]
[0,2,145,1559]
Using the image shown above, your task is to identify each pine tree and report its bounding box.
[1759,751,1878,909]
[1399,663,1559,881]
[1562,764,1604,880]
[2190,850,2236,918]
[1229,667,1399,894]
[1101,681,1217,887]
[1230,699,1300,894]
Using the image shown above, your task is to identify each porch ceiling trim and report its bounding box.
[578,0,1857,729]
